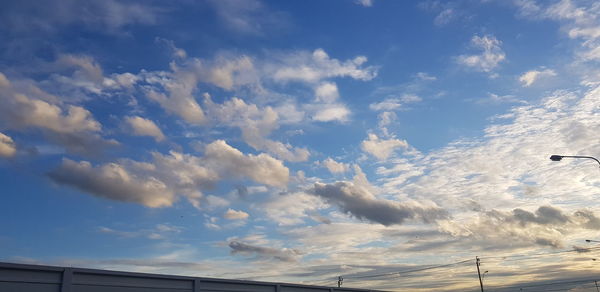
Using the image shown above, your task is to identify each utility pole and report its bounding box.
[475,256,484,292]
[337,276,343,288]
[595,280,599,292]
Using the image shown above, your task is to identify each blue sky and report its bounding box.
[2,0,600,291]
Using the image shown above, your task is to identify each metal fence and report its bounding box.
[0,262,381,292]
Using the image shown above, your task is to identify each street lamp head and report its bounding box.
[587,239,592,242]
[550,155,564,161]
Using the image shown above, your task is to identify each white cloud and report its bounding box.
[48,158,175,208]
[0,72,117,156]
[314,82,339,103]
[270,49,377,84]
[224,209,250,220]
[204,95,309,162]
[124,116,165,142]
[519,69,557,86]
[260,192,327,226]
[457,35,506,73]
[0,132,17,158]
[434,8,457,26]
[321,157,350,174]
[355,0,373,7]
[369,94,421,111]
[204,140,289,188]
[311,104,350,122]
[48,140,289,208]
[415,72,437,81]
[143,63,206,125]
[360,133,409,160]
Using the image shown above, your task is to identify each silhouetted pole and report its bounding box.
[476,257,484,292]
[595,280,599,292]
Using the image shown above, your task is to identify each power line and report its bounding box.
[479,246,600,262]
[487,278,600,291]
[342,259,472,280]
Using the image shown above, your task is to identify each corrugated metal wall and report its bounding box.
[0,262,379,292]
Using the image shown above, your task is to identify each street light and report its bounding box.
[586,239,600,243]
[549,155,600,167]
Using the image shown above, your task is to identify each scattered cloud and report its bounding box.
[310,104,351,122]
[434,8,457,26]
[320,157,350,174]
[0,0,159,34]
[457,35,506,73]
[224,209,250,220]
[260,192,327,226]
[355,0,373,7]
[369,94,422,111]
[360,133,408,160]
[519,69,557,87]
[228,240,302,262]
[0,72,117,156]
[99,224,181,240]
[48,158,175,208]
[269,49,377,84]
[311,181,448,226]
[48,140,289,208]
[314,82,339,103]
[124,116,165,142]
[207,0,289,36]
[0,132,17,158]
[204,95,309,162]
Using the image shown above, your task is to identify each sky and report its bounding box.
[1,0,600,291]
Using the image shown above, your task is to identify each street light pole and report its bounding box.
[549,155,600,167]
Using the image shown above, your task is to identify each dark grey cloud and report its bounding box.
[450,206,600,249]
[311,181,448,226]
[228,240,301,262]
[511,205,570,226]
[47,158,175,208]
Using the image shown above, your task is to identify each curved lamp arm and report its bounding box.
[550,155,600,167]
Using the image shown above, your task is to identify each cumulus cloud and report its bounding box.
[320,157,350,174]
[361,133,408,160]
[48,158,175,208]
[204,96,309,162]
[48,140,288,208]
[0,132,17,157]
[311,104,351,122]
[204,140,289,187]
[224,209,250,220]
[311,181,447,226]
[269,49,377,84]
[143,63,206,125]
[314,82,339,103]
[124,116,165,141]
[519,69,557,86]
[0,72,117,156]
[228,240,301,262]
[457,35,506,73]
